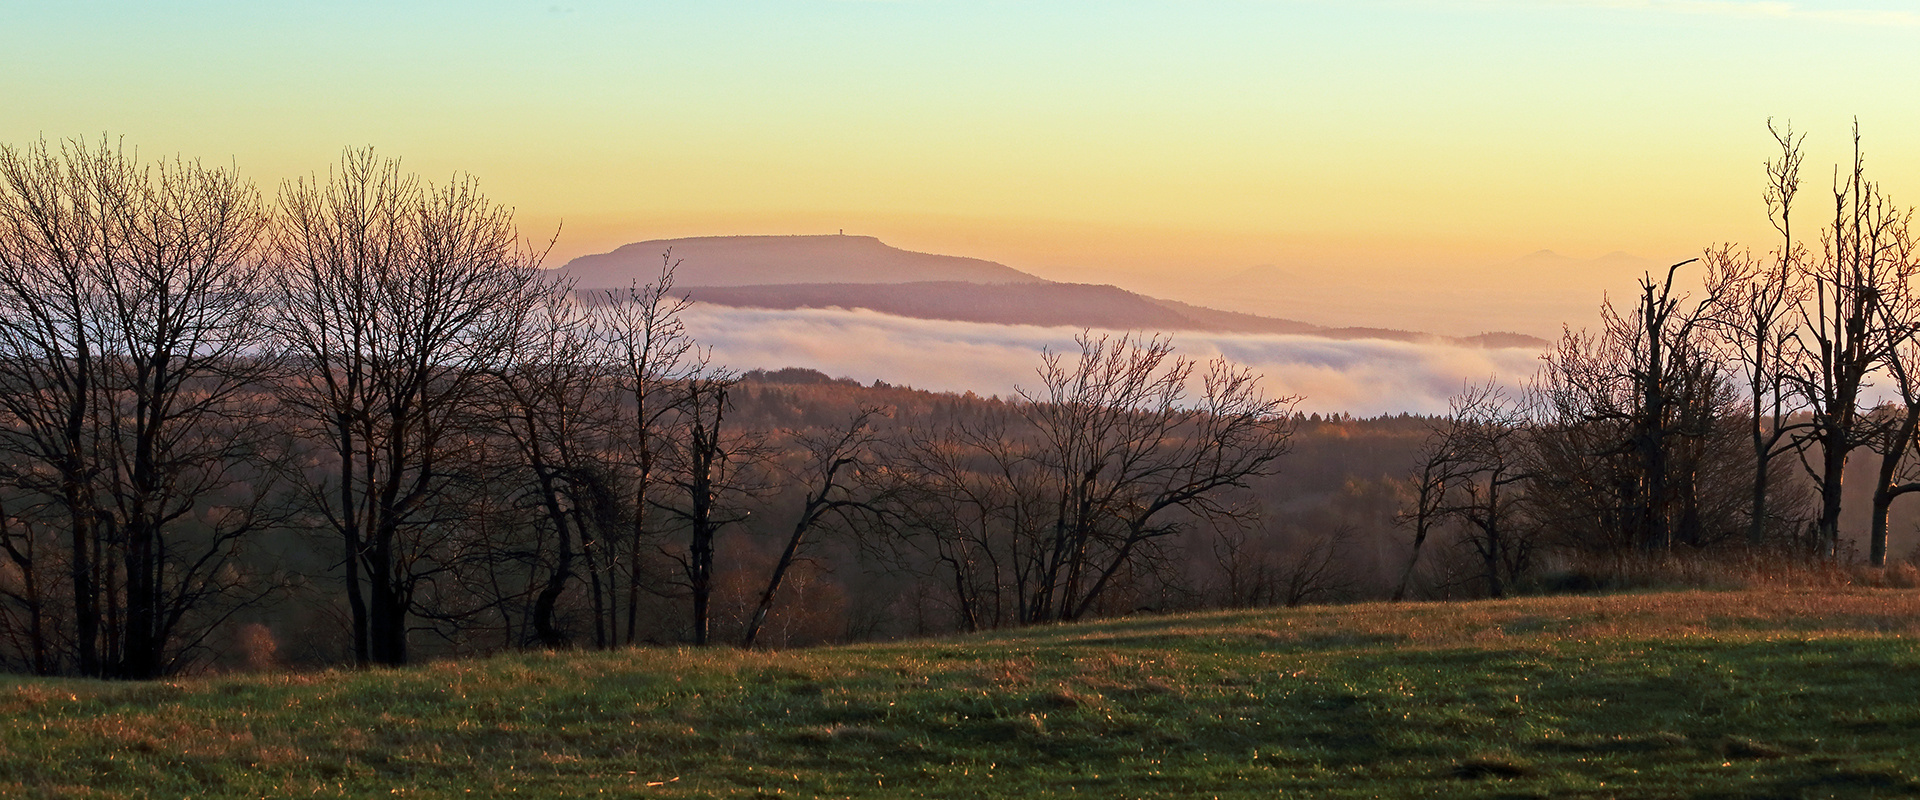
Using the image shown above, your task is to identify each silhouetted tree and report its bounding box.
[1278,526,1356,608]
[1702,121,1813,550]
[742,407,883,648]
[1400,384,1534,598]
[601,256,696,645]
[1395,383,1517,599]
[270,148,551,666]
[871,405,1043,631]
[1015,333,1297,622]
[492,292,625,648]
[653,368,767,645]
[1535,260,1738,556]
[1787,124,1919,559]
[0,138,282,678]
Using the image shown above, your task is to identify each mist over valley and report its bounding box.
[552,234,1550,414]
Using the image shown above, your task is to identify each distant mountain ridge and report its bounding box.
[554,234,1043,288]
[676,282,1535,347]
[551,235,1547,349]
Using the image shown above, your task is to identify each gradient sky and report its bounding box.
[7,1,1920,318]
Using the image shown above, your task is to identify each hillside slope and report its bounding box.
[7,589,1919,798]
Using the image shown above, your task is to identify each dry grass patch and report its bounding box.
[7,587,1920,799]
[1452,753,1536,779]
[967,655,1036,688]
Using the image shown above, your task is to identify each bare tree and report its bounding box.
[1401,384,1534,598]
[491,292,625,648]
[1703,241,1808,551]
[93,153,285,679]
[1851,176,1920,568]
[1617,260,1722,553]
[1535,259,1736,558]
[1211,516,1355,609]
[1700,121,1815,550]
[270,148,551,666]
[0,139,112,675]
[742,407,883,648]
[1395,384,1501,600]
[869,406,1045,632]
[601,256,695,646]
[652,368,767,645]
[871,336,1295,629]
[1278,526,1356,608]
[1018,333,1297,622]
[0,138,281,677]
[1786,123,1919,559]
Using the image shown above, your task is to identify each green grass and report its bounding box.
[7,590,1920,798]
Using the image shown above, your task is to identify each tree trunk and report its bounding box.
[66,488,98,678]
[744,515,811,649]
[1748,446,1771,549]
[1482,529,1504,600]
[626,409,653,647]
[530,467,575,649]
[1869,481,1920,569]
[690,520,712,646]
[1817,430,1849,559]
[1392,521,1430,603]
[366,522,406,666]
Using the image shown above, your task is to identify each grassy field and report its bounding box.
[6,590,1920,798]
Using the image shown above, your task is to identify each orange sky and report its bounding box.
[7,1,1920,333]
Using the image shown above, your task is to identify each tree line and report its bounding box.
[0,139,1300,678]
[6,122,1900,679]
[1399,122,1920,596]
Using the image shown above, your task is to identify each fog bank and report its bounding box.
[680,305,1544,416]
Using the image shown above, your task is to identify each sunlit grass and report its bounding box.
[6,589,1920,798]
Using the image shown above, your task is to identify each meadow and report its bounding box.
[6,589,1920,799]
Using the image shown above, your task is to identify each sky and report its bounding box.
[6,0,1920,330]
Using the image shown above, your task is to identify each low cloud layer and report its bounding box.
[680,306,1545,416]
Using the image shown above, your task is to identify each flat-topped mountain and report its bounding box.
[552,234,1044,288]
[552,235,1548,348]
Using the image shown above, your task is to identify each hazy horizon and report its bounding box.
[13,2,1918,309]
[12,0,1917,408]
[553,232,1676,339]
